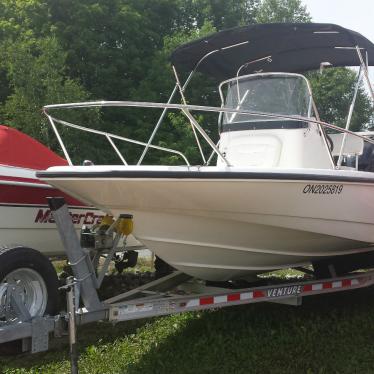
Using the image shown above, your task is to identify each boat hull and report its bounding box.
[0,204,104,256]
[38,167,374,280]
[128,211,368,281]
[0,167,105,256]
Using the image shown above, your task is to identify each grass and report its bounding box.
[2,271,374,373]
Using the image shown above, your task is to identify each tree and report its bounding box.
[256,0,311,23]
[41,0,261,165]
[175,0,260,31]
[308,68,374,131]
[141,21,220,166]
[5,0,372,167]
[0,37,106,163]
[0,0,264,166]
[0,0,50,105]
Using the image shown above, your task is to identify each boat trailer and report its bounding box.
[1,197,374,357]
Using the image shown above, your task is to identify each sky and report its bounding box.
[302,0,374,43]
[302,0,374,82]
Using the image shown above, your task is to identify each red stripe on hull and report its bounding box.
[0,175,46,185]
[0,183,86,206]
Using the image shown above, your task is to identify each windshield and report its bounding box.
[221,74,312,130]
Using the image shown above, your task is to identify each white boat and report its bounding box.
[37,23,374,281]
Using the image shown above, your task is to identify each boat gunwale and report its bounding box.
[37,169,374,184]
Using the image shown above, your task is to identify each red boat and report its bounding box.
[0,125,104,256]
[0,125,104,319]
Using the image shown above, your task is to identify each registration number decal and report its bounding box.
[303,184,343,194]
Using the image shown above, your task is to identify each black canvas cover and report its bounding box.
[170,23,374,80]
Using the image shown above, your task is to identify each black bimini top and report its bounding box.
[170,23,374,80]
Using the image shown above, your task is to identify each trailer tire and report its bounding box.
[0,246,59,354]
[0,246,59,322]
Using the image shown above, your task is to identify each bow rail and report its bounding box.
[43,101,374,168]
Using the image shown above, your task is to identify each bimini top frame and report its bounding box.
[144,24,374,167]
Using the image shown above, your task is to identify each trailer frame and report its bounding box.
[1,197,374,356]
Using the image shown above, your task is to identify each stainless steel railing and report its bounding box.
[43,100,374,169]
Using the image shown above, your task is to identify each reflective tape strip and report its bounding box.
[332,281,342,288]
[303,284,312,292]
[303,278,359,293]
[214,295,228,304]
[312,283,323,291]
[323,282,332,289]
[351,279,359,286]
[186,299,199,307]
[200,297,214,305]
[183,277,363,310]
[253,290,265,298]
[228,293,241,302]
[184,289,265,309]
[240,292,253,300]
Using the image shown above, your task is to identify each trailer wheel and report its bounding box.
[0,246,59,322]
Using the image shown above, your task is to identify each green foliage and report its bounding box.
[0,36,106,163]
[308,68,374,131]
[256,0,311,23]
[45,0,257,101]
[41,0,256,165]
[0,0,372,166]
[47,0,173,100]
[0,0,247,165]
[0,0,49,39]
[137,20,219,166]
[175,0,260,30]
